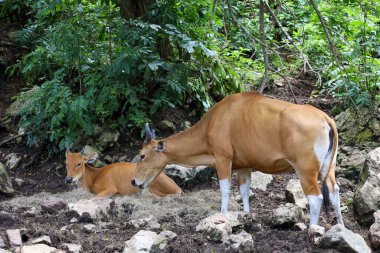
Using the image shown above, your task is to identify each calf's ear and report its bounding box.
[131,155,139,163]
[86,153,99,164]
[156,140,166,152]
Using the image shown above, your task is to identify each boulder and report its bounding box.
[271,203,304,228]
[68,198,112,220]
[353,147,380,226]
[6,229,22,247]
[320,224,371,253]
[337,148,367,180]
[41,197,67,214]
[164,165,215,188]
[62,243,82,253]
[285,179,307,209]
[294,223,307,231]
[5,153,21,170]
[250,172,273,191]
[224,231,255,253]
[21,244,58,253]
[129,215,160,231]
[0,162,14,196]
[335,107,380,146]
[97,131,120,151]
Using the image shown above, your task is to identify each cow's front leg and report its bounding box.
[237,168,252,212]
[215,156,232,213]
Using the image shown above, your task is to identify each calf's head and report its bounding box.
[131,124,168,189]
[65,148,98,183]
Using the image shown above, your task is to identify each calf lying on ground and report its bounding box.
[65,148,182,197]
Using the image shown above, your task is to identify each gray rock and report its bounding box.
[320,224,371,253]
[151,231,177,253]
[285,179,308,209]
[62,243,82,253]
[164,165,215,188]
[196,213,232,242]
[375,210,380,223]
[0,235,6,248]
[294,222,307,231]
[83,224,97,233]
[6,229,22,246]
[14,178,25,187]
[41,197,67,214]
[158,120,176,132]
[353,147,380,225]
[5,153,21,170]
[251,172,273,191]
[271,203,304,227]
[0,162,14,196]
[309,224,326,244]
[0,249,11,253]
[129,215,161,231]
[68,198,112,220]
[370,222,380,250]
[98,131,120,151]
[23,207,37,217]
[123,230,157,253]
[21,244,58,253]
[31,236,51,245]
[337,148,367,180]
[224,231,254,253]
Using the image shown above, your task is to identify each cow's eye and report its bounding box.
[141,154,145,160]
[77,163,81,167]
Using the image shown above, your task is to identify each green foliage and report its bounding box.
[6,0,380,152]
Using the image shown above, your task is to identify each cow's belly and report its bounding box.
[232,153,293,174]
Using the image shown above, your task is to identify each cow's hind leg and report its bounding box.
[237,168,252,212]
[296,159,323,229]
[326,169,344,225]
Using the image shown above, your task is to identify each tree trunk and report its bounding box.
[118,0,149,19]
[259,0,270,93]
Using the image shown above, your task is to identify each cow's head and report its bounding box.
[131,124,168,189]
[65,147,98,183]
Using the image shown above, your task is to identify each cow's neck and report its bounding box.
[81,164,101,190]
[164,122,212,167]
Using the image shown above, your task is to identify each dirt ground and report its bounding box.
[0,19,377,253]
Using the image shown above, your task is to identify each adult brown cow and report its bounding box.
[131,92,344,233]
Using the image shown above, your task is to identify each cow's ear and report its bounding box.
[86,153,99,164]
[131,155,139,163]
[156,140,166,152]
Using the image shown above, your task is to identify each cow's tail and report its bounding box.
[320,116,338,217]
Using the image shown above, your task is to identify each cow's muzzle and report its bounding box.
[65,177,73,183]
[131,179,145,189]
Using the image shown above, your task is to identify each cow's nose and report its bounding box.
[65,177,73,183]
[131,179,137,187]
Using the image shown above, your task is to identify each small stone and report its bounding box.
[151,231,177,252]
[129,215,160,231]
[369,222,380,250]
[251,172,273,191]
[83,224,97,233]
[180,121,192,131]
[309,224,325,244]
[158,120,176,132]
[14,178,25,187]
[21,244,58,253]
[0,162,14,195]
[41,197,67,214]
[5,153,21,169]
[294,223,307,231]
[0,235,6,248]
[374,211,380,223]
[62,243,82,253]
[70,217,78,223]
[6,229,22,246]
[224,231,254,253]
[24,207,37,217]
[104,155,113,163]
[123,230,157,253]
[31,235,51,245]
[68,198,112,220]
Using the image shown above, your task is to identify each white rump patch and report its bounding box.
[313,127,331,181]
